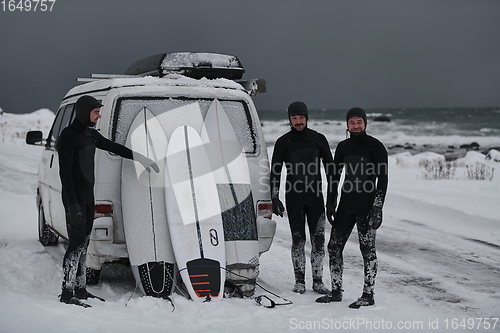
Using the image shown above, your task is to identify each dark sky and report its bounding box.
[1,0,499,114]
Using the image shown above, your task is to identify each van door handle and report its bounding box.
[50,154,54,168]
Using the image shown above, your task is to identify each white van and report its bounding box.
[26,52,276,295]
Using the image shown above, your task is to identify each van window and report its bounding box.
[111,97,259,240]
[47,104,75,148]
[111,98,259,156]
[219,100,258,156]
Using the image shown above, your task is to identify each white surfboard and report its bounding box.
[121,107,175,298]
[165,125,225,302]
[200,99,259,296]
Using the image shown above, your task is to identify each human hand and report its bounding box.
[136,154,160,173]
[68,203,84,226]
[271,197,285,217]
[326,202,336,225]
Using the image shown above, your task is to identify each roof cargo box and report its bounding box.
[124,52,245,80]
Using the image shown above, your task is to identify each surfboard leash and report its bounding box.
[173,267,193,300]
[253,282,293,308]
[220,266,293,308]
[171,265,294,308]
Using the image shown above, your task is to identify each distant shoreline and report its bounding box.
[266,141,500,161]
[387,143,500,161]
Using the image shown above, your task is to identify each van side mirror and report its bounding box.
[239,79,266,96]
[26,130,44,145]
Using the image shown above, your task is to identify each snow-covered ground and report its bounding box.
[0,111,499,332]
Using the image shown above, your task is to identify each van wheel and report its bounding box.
[38,203,58,246]
[86,268,101,285]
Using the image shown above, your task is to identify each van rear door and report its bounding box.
[45,104,75,238]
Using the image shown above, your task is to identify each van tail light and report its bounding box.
[94,202,113,219]
[257,200,272,220]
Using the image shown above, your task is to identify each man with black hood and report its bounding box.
[270,101,334,295]
[316,107,388,309]
[57,95,158,307]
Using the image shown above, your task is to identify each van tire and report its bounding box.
[38,203,58,246]
[86,268,101,285]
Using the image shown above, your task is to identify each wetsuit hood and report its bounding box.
[346,107,368,138]
[75,95,103,126]
[348,129,368,141]
[290,124,311,136]
[69,117,88,134]
[288,101,308,120]
[346,107,367,126]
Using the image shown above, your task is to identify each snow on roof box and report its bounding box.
[124,52,245,80]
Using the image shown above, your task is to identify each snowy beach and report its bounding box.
[0,110,499,332]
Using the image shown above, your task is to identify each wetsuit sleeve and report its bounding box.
[317,134,335,203]
[270,137,286,198]
[372,140,389,208]
[92,129,134,160]
[57,129,79,206]
[329,142,345,203]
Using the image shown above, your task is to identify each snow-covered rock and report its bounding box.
[486,149,500,162]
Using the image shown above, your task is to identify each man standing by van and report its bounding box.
[270,101,334,294]
[316,107,388,308]
[57,95,158,307]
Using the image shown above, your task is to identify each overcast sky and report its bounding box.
[1,0,499,114]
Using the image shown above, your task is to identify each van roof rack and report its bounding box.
[124,52,245,80]
[77,74,139,82]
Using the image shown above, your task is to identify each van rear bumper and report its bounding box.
[257,216,277,255]
[87,216,128,270]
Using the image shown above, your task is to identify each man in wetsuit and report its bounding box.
[270,101,334,294]
[57,95,158,307]
[316,107,388,308]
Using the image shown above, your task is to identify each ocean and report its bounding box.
[257,107,500,158]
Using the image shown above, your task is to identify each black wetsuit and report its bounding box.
[270,127,334,285]
[327,131,388,296]
[57,118,134,292]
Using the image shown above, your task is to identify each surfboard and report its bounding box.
[165,125,225,302]
[121,107,176,299]
[200,99,259,296]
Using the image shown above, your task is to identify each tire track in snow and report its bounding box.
[267,197,500,320]
[375,214,500,318]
